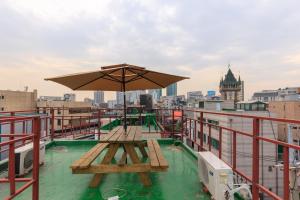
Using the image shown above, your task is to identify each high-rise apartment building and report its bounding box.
[94,91,104,105]
[166,83,177,96]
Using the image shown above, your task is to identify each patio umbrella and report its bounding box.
[45,63,189,132]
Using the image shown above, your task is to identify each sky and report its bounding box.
[1,0,300,101]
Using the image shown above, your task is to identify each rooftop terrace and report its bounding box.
[1,107,299,199]
[0,140,210,200]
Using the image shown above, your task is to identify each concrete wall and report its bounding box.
[0,90,37,112]
[269,101,300,142]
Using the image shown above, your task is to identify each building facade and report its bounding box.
[148,89,162,104]
[252,90,278,102]
[94,91,104,105]
[0,89,37,112]
[187,109,283,197]
[37,100,93,131]
[187,91,203,100]
[219,67,244,103]
[269,101,300,142]
[166,83,177,96]
[63,93,76,102]
[116,90,145,105]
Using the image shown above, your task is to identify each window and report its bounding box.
[268,166,273,172]
[57,109,61,115]
[278,145,283,161]
[1,95,4,99]
[211,138,220,150]
[57,119,61,126]
[203,133,207,143]
[1,107,4,111]
[207,119,219,130]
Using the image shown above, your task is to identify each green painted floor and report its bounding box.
[0,143,210,200]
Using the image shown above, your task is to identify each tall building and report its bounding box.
[148,89,162,103]
[219,66,244,103]
[166,83,177,96]
[0,89,37,111]
[94,91,104,105]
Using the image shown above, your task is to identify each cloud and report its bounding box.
[0,0,300,101]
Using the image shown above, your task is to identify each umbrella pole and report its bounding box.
[123,91,127,133]
[122,68,127,133]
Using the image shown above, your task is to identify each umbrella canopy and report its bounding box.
[45,63,188,91]
[45,63,189,132]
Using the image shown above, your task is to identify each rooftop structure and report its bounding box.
[219,66,244,103]
[252,87,300,102]
[187,91,203,100]
[63,93,76,102]
[236,100,268,111]
[0,107,298,199]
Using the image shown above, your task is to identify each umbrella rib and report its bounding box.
[127,68,165,88]
[73,68,121,90]
[125,71,149,83]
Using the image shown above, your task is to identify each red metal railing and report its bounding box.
[182,108,300,200]
[2,107,298,199]
[0,115,41,200]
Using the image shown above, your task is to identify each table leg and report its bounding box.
[89,143,119,187]
[137,142,148,158]
[124,144,151,186]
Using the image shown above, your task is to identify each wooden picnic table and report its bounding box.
[70,126,168,187]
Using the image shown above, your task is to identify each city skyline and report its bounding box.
[1,1,300,101]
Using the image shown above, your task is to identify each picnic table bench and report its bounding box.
[70,126,168,187]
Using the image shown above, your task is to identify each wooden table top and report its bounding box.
[99,126,143,143]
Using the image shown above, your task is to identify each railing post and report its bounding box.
[98,110,101,140]
[219,127,222,159]
[62,106,64,137]
[208,124,211,151]
[283,146,290,200]
[79,116,82,135]
[172,109,175,138]
[232,131,237,170]
[200,112,204,151]
[45,117,48,138]
[32,117,40,200]
[252,118,260,200]
[9,112,16,195]
[181,109,184,141]
[189,118,192,139]
[50,108,54,141]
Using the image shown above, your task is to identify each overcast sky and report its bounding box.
[1,0,300,101]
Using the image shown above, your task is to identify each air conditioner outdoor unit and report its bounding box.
[198,151,233,200]
[15,141,45,176]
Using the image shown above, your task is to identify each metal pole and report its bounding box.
[283,146,290,200]
[122,68,127,132]
[232,131,237,170]
[50,108,54,141]
[200,112,204,151]
[219,127,222,159]
[9,112,16,195]
[181,109,184,141]
[252,118,260,199]
[32,117,40,200]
